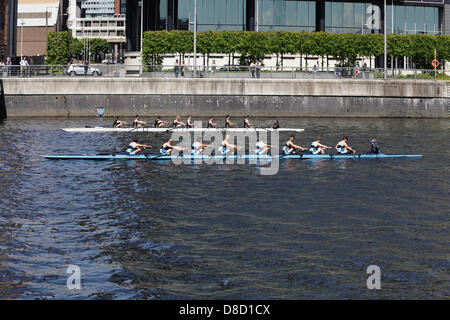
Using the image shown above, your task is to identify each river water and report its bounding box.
[0,117,448,299]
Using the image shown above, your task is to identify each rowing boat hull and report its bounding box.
[42,154,423,160]
[62,127,305,133]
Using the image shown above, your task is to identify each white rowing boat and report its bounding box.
[62,127,305,133]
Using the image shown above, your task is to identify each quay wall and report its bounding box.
[1,78,448,118]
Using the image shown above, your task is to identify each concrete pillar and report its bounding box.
[316,0,325,32]
[8,0,18,58]
[247,0,255,31]
[444,4,450,35]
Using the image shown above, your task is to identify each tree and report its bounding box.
[46,31,70,65]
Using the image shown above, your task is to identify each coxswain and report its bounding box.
[335,137,356,154]
[133,115,147,128]
[309,136,331,154]
[112,116,127,128]
[186,115,194,128]
[160,138,185,155]
[191,141,209,155]
[127,138,151,155]
[244,115,252,128]
[255,138,272,155]
[282,135,308,155]
[219,134,240,155]
[172,116,186,128]
[369,139,380,154]
[225,115,236,128]
[154,116,169,128]
[272,120,280,129]
[207,116,217,128]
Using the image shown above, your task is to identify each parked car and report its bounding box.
[66,64,102,76]
[218,65,243,72]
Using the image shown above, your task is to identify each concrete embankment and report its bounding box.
[2,78,448,118]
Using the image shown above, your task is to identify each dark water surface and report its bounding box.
[0,117,448,299]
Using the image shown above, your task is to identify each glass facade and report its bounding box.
[387,5,440,35]
[177,0,246,31]
[126,0,445,51]
[325,1,441,35]
[256,0,315,32]
[325,1,378,34]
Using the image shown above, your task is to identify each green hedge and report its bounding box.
[143,30,450,68]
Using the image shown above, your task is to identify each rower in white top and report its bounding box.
[127,138,152,155]
[255,138,272,155]
[309,136,331,154]
[191,141,209,155]
[160,138,185,155]
[219,134,240,155]
[335,136,356,154]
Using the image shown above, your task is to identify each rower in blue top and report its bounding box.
[370,139,380,154]
[282,135,308,155]
[127,138,152,155]
[335,137,356,154]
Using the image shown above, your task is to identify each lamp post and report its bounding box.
[256,0,259,32]
[20,13,24,60]
[193,0,197,77]
[383,0,387,79]
[139,0,143,74]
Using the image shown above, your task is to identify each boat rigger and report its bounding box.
[42,154,423,161]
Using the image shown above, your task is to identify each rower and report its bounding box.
[154,116,169,128]
[127,138,151,155]
[191,141,209,155]
[244,115,252,128]
[219,134,240,155]
[255,138,272,155]
[160,138,185,155]
[172,116,186,128]
[309,136,331,155]
[112,116,127,128]
[370,139,380,154]
[186,115,194,128]
[207,116,217,128]
[335,136,356,154]
[282,135,308,155]
[272,120,280,129]
[225,115,236,128]
[133,115,147,128]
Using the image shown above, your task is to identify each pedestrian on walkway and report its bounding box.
[6,57,12,77]
[174,59,179,78]
[250,61,256,78]
[255,61,261,78]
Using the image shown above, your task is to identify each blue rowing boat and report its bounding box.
[42,153,422,160]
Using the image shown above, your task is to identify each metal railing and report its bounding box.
[0,64,448,81]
